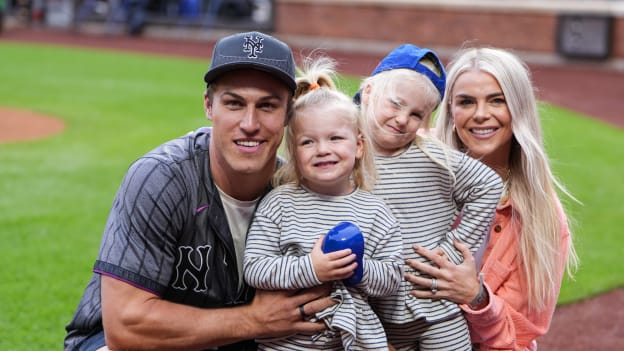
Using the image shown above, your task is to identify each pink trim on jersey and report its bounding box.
[95,270,161,297]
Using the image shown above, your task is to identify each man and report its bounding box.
[65,31,334,351]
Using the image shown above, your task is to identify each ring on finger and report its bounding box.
[298,304,308,320]
[430,277,438,294]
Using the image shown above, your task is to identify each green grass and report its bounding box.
[0,42,622,349]
[540,104,624,303]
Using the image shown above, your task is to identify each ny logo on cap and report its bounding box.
[243,35,264,58]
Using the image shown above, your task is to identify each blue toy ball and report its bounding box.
[322,222,365,286]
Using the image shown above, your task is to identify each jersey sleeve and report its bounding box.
[94,156,188,295]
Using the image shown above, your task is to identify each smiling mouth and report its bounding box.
[315,161,337,167]
[471,128,496,135]
[385,125,405,135]
[236,140,262,147]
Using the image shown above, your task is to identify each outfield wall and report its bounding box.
[274,0,624,68]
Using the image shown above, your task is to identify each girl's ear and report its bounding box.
[355,133,365,160]
[361,84,372,106]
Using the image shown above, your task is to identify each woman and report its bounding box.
[404,47,579,351]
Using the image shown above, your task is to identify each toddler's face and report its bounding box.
[367,80,435,156]
[292,105,362,196]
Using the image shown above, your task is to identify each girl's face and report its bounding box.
[293,105,363,196]
[365,80,435,156]
[450,69,514,171]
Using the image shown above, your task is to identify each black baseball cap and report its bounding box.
[203,31,297,93]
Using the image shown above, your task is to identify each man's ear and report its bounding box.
[204,94,213,122]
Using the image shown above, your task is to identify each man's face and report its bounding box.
[206,69,290,182]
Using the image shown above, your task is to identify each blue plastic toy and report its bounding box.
[322,222,365,286]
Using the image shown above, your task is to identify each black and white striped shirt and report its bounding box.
[371,140,503,324]
[244,184,403,350]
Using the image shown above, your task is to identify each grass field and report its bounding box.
[0,42,622,349]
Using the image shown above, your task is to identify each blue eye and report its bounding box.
[491,97,506,105]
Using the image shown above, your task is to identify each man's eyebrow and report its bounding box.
[221,91,243,99]
[220,91,285,101]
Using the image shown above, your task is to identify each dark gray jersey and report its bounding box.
[65,127,258,351]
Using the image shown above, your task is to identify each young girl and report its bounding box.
[358,44,504,350]
[406,47,579,351]
[243,57,403,351]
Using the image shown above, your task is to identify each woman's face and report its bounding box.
[450,69,514,171]
[365,80,434,156]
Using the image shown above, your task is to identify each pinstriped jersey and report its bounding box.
[65,128,258,351]
[244,184,403,350]
[371,139,503,324]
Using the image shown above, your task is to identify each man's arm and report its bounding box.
[101,276,334,351]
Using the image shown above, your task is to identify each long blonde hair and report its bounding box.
[435,47,579,310]
[275,56,377,191]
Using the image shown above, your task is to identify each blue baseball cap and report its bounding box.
[354,44,446,104]
[204,31,297,93]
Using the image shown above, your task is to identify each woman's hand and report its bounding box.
[405,240,480,305]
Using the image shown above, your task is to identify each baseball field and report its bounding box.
[0,35,622,349]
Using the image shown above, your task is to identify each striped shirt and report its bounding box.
[244,184,403,350]
[371,140,503,324]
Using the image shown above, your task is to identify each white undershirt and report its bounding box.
[215,185,260,290]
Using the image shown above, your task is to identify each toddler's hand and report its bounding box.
[310,235,356,282]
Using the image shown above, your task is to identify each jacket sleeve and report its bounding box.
[460,209,570,350]
[439,153,503,264]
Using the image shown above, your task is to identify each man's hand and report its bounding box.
[101,277,336,350]
[246,284,336,338]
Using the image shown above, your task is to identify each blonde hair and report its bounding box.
[275,56,377,191]
[359,67,456,183]
[434,47,579,310]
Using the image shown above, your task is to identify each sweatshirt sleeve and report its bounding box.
[438,153,503,264]
[358,207,403,297]
[243,197,321,290]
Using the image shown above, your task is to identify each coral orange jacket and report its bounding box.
[461,199,570,351]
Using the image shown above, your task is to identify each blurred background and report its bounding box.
[0,1,622,350]
[1,0,623,71]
